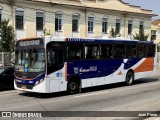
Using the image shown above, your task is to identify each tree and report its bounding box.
[0,19,15,52]
[151,34,156,41]
[110,27,116,38]
[133,29,149,41]
[43,28,52,36]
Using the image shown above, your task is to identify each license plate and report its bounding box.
[21,86,27,89]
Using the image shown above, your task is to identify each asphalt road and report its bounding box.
[0,72,160,120]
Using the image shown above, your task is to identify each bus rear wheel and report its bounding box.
[67,80,80,94]
[125,71,134,86]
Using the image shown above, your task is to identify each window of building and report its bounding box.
[72,15,79,32]
[15,10,24,29]
[36,12,44,31]
[128,20,133,35]
[126,45,137,58]
[102,18,108,34]
[139,21,144,32]
[85,44,100,59]
[116,19,121,35]
[88,17,94,33]
[67,44,83,60]
[55,14,62,31]
[151,30,156,41]
[137,44,145,57]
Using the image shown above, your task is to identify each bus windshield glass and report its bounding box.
[15,48,45,72]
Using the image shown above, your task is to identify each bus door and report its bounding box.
[47,42,65,92]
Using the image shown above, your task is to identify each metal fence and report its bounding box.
[0,52,11,66]
[158,52,160,68]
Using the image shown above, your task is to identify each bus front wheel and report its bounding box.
[125,71,134,86]
[67,80,80,94]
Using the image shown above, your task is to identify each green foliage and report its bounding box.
[133,29,149,41]
[110,27,116,37]
[0,19,15,52]
[151,35,156,41]
[43,28,51,36]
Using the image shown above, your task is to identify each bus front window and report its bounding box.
[15,48,45,72]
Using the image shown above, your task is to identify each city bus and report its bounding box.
[14,36,158,94]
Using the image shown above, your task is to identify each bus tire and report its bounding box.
[125,71,134,86]
[67,79,80,94]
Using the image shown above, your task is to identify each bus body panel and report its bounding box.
[14,79,47,93]
[14,63,67,93]
[46,65,67,92]
[14,36,157,93]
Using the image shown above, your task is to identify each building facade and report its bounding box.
[152,19,160,42]
[0,0,156,40]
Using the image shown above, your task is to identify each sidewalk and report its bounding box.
[155,68,160,76]
[144,117,160,120]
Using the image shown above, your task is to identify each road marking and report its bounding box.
[74,80,160,98]
[74,91,109,98]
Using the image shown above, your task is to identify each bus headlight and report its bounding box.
[35,78,44,86]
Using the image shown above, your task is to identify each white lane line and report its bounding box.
[74,91,109,98]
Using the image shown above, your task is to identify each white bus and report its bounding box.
[14,36,158,94]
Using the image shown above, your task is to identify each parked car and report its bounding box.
[0,66,14,89]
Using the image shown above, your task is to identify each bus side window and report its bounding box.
[67,44,83,61]
[101,44,113,59]
[47,48,64,65]
[47,49,55,65]
[85,45,92,59]
[137,45,145,58]
[85,44,100,60]
[114,44,125,58]
[146,45,155,57]
[126,45,137,58]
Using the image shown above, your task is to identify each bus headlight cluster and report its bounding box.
[35,78,44,86]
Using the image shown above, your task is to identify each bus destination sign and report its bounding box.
[19,40,40,46]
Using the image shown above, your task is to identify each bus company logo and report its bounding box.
[90,66,97,71]
[79,66,97,73]
[74,67,79,74]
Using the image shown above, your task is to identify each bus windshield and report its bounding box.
[15,48,45,72]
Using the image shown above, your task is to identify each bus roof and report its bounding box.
[18,36,155,45]
[43,36,154,44]
[65,38,155,44]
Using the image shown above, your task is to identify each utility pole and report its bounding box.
[123,12,127,38]
[8,0,15,28]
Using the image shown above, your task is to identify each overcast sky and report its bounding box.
[122,0,160,20]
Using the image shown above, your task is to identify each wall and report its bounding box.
[0,0,153,40]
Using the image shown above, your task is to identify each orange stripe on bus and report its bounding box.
[134,58,154,73]
[65,63,68,81]
[117,71,123,75]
